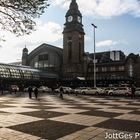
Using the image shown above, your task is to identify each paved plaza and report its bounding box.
[0,92,139,140]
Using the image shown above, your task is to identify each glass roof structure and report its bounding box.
[0,63,58,81]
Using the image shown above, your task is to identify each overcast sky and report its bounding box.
[0,0,140,63]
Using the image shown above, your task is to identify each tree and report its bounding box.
[0,0,49,37]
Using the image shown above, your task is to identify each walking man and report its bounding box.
[34,87,38,99]
[131,84,136,99]
[59,86,64,99]
[28,86,33,99]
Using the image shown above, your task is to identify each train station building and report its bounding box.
[0,0,139,88]
[19,0,140,87]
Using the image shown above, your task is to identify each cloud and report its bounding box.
[53,0,140,18]
[0,21,63,63]
[52,0,70,9]
[24,21,63,46]
[96,40,119,47]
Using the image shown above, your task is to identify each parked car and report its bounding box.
[81,87,104,95]
[24,86,36,92]
[54,88,60,93]
[135,88,140,97]
[24,87,28,92]
[38,86,50,92]
[110,87,131,96]
[74,87,87,94]
[105,87,115,95]
[64,87,73,93]
[97,88,106,95]
[55,86,73,94]
[10,85,19,92]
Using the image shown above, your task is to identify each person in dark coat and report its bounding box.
[34,87,38,99]
[0,85,4,95]
[59,86,63,99]
[51,86,55,94]
[28,86,33,99]
[131,84,136,98]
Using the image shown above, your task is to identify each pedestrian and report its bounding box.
[75,90,77,96]
[28,86,33,99]
[14,88,17,94]
[0,84,4,95]
[34,87,38,99]
[131,84,136,99]
[51,86,55,94]
[9,85,12,94]
[59,86,63,99]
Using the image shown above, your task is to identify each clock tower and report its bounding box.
[63,0,85,79]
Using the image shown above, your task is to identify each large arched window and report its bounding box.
[38,53,49,68]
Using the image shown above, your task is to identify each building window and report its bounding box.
[96,67,99,72]
[37,54,49,68]
[119,66,124,71]
[88,68,92,72]
[110,66,115,71]
[38,54,48,61]
[102,67,107,72]
[79,43,81,62]
[33,53,61,69]
[34,62,38,68]
[44,61,49,67]
[38,61,44,68]
[68,41,72,61]
[110,51,120,61]
[68,37,72,41]
[129,64,133,77]
[66,68,72,72]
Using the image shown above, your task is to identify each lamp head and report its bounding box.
[91,23,97,28]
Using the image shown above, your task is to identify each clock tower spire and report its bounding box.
[63,0,85,79]
[63,0,84,34]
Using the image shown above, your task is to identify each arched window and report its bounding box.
[79,42,81,62]
[129,64,133,77]
[68,41,72,61]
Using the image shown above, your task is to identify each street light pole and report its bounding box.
[91,23,97,88]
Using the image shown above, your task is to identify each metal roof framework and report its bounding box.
[0,63,58,81]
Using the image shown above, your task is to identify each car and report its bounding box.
[97,87,106,95]
[10,85,19,92]
[105,87,115,95]
[54,88,60,93]
[74,87,87,94]
[135,88,140,97]
[111,87,131,96]
[54,86,73,94]
[24,86,36,92]
[38,86,50,92]
[81,87,104,95]
[63,87,74,94]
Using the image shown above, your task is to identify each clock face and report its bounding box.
[67,16,73,22]
[78,16,81,23]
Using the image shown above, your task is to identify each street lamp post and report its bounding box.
[91,23,97,88]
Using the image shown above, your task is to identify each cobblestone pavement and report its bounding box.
[0,92,139,140]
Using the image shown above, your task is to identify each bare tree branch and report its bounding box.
[0,0,49,37]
